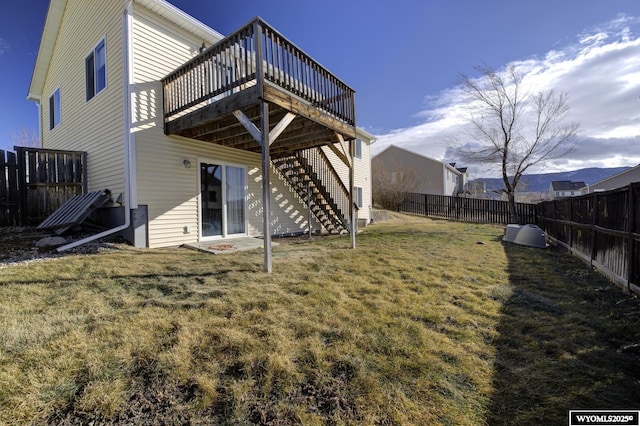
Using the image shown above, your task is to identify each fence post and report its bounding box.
[568,196,573,249]
[627,184,636,292]
[590,193,598,266]
[15,147,27,226]
[82,151,88,193]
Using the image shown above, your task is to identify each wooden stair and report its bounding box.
[272,151,348,234]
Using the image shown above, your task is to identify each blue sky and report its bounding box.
[2,0,640,176]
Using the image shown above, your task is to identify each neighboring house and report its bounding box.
[582,164,640,194]
[451,165,468,195]
[549,180,586,199]
[372,145,466,196]
[27,0,375,253]
[465,180,504,200]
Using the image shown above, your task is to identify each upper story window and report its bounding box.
[49,88,61,130]
[85,38,106,101]
[354,139,362,159]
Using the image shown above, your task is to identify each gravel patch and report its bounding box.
[0,227,128,269]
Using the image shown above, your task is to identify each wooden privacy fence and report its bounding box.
[0,147,87,226]
[399,193,536,224]
[536,183,639,296]
[0,150,19,226]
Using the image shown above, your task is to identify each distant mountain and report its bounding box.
[472,167,631,193]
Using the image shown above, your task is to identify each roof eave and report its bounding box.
[590,163,640,187]
[372,144,441,164]
[27,0,67,103]
[134,0,224,44]
[28,0,226,102]
[356,127,377,143]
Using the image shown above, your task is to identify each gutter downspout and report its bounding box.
[58,2,134,252]
[36,101,43,147]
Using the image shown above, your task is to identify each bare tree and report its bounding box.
[456,65,578,223]
[372,161,419,211]
[11,128,40,148]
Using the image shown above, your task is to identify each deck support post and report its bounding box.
[334,133,356,249]
[232,105,298,273]
[349,138,356,249]
[254,19,273,273]
[260,101,273,273]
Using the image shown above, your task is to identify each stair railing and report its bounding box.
[296,147,350,227]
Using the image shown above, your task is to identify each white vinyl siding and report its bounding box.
[373,145,459,197]
[135,134,321,248]
[319,137,373,223]
[40,0,124,196]
[444,167,460,196]
[132,7,214,82]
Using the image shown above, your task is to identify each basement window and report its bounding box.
[85,38,106,101]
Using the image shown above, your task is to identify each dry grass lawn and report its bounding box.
[0,213,638,425]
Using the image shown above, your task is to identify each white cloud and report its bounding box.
[374,15,640,177]
[0,38,9,55]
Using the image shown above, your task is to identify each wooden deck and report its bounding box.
[161,17,359,272]
[162,18,357,156]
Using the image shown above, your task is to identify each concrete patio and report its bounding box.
[184,237,277,255]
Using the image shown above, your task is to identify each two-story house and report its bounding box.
[371,145,466,197]
[27,0,375,270]
[549,180,586,199]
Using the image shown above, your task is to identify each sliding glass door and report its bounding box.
[200,162,246,238]
[225,166,245,235]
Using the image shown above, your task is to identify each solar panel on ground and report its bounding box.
[36,189,112,234]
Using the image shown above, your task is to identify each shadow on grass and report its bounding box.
[485,242,640,425]
[0,268,259,286]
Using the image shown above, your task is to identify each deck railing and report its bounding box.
[162,18,356,126]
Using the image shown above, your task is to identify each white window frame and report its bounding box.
[197,158,248,240]
[354,138,362,159]
[49,87,61,130]
[85,38,107,102]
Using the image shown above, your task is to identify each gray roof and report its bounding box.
[550,180,587,191]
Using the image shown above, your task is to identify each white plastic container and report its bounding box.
[503,224,547,248]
